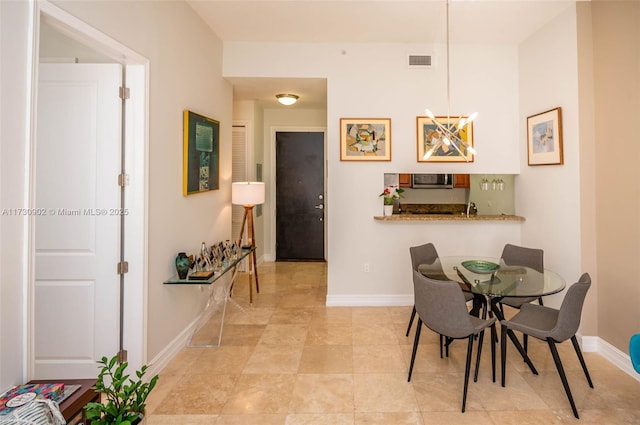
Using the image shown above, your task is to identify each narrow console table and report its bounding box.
[164,246,256,347]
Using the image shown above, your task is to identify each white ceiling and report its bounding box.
[187,0,577,108]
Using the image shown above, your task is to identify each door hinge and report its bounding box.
[118,173,130,187]
[119,86,130,100]
[117,261,129,275]
[117,349,128,364]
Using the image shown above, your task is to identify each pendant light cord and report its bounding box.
[446,0,451,122]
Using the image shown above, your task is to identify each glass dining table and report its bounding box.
[418,256,566,375]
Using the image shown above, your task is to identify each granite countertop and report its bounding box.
[374,214,525,222]
[375,203,525,222]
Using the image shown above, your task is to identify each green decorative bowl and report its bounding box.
[461,260,500,274]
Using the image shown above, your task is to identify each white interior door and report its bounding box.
[34,63,122,378]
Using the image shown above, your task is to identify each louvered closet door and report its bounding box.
[232,124,248,247]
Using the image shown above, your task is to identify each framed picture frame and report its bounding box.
[416,116,474,162]
[340,118,391,161]
[183,110,220,195]
[527,107,563,166]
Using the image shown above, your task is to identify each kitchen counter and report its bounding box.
[374,214,525,222]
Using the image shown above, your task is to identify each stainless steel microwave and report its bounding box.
[411,173,454,189]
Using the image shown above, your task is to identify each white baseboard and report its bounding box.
[589,336,640,382]
[145,316,199,378]
[579,335,599,352]
[326,294,413,307]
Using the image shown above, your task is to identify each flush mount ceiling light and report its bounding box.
[423,0,477,162]
[276,94,299,106]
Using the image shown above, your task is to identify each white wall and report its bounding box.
[518,6,583,309]
[224,41,522,303]
[0,0,33,389]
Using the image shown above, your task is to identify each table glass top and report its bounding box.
[418,256,565,298]
[164,247,255,284]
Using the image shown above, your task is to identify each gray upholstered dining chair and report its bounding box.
[406,243,440,337]
[500,272,593,419]
[496,243,545,350]
[409,270,497,413]
[406,243,481,339]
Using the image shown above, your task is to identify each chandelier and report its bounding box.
[423,0,477,161]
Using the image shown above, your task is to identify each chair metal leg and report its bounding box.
[406,306,416,337]
[408,318,422,382]
[439,334,444,359]
[490,323,497,383]
[521,298,541,354]
[473,330,485,382]
[547,338,580,419]
[571,335,594,388]
[462,335,474,413]
[501,324,507,387]
[506,329,538,375]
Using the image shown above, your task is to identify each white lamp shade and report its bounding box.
[232,182,265,206]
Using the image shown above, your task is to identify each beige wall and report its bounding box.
[576,3,598,337]
[591,0,640,353]
[51,0,234,361]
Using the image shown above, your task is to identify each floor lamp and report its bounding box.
[232,181,265,303]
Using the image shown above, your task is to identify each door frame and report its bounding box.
[270,126,327,261]
[27,0,149,375]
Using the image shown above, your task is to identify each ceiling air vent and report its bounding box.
[408,54,432,68]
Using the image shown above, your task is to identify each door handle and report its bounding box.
[315,204,324,209]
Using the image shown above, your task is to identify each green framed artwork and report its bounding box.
[183,110,220,195]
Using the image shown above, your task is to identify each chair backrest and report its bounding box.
[501,243,544,273]
[551,272,591,342]
[413,270,475,339]
[409,243,439,272]
[630,334,640,374]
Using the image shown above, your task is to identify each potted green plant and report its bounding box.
[84,355,159,425]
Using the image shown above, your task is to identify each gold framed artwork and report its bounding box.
[340,118,391,161]
[416,116,474,162]
[183,110,220,195]
[527,107,563,166]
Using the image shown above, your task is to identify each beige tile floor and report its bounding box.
[146,262,640,424]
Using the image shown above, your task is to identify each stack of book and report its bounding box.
[0,383,65,415]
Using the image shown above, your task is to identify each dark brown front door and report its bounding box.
[275,131,325,261]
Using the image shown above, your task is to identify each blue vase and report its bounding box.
[175,252,190,279]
